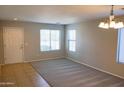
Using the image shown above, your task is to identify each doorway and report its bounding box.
[3,27,24,64]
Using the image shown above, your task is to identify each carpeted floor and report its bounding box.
[31,58,124,87]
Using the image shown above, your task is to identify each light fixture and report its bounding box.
[13,18,18,21]
[98,5,124,29]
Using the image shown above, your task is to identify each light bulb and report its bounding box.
[109,21,115,28]
[114,22,124,29]
[98,22,105,28]
[103,23,109,29]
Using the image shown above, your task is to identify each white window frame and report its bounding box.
[40,29,60,52]
[68,30,76,52]
[117,28,124,64]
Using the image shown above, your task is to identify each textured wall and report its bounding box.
[66,20,124,78]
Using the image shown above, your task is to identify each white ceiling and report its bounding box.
[0,5,124,24]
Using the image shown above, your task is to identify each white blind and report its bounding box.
[118,28,124,63]
[40,29,60,51]
[68,30,76,52]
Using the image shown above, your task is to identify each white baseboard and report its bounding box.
[66,57,124,80]
[3,56,65,65]
[24,56,65,63]
[0,63,5,66]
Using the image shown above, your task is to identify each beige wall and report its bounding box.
[0,27,4,64]
[0,65,1,81]
[0,21,65,63]
[65,20,124,78]
[0,65,2,82]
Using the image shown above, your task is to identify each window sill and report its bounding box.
[117,61,124,64]
[40,50,60,52]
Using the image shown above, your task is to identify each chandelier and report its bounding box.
[98,5,124,29]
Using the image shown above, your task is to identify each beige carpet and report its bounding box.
[31,58,124,87]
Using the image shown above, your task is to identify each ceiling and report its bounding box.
[0,5,124,24]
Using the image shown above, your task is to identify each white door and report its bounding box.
[4,27,24,64]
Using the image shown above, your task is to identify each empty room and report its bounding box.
[0,5,124,87]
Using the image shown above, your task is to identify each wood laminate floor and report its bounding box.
[0,63,50,87]
[1,58,124,87]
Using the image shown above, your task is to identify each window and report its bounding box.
[40,29,60,51]
[68,30,76,52]
[117,28,124,63]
